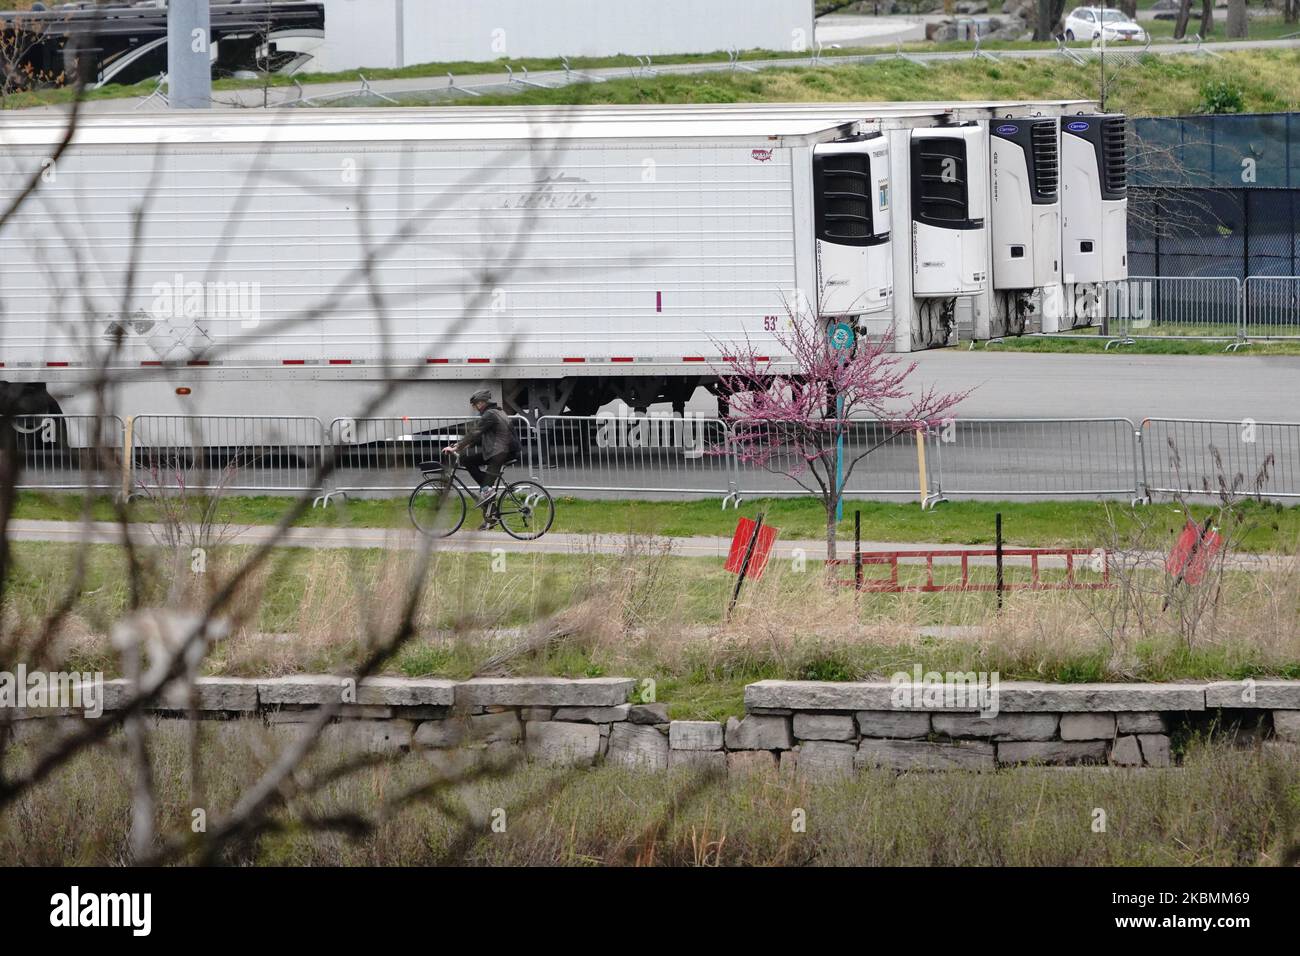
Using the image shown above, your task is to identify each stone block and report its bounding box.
[855,711,931,738]
[1274,711,1300,742]
[158,677,259,712]
[628,703,669,724]
[524,721,600,767]
[1110,735,1142,766]
[1206,680,1300,709]
[1059,713,1116,741]
[413,718,465,749]
[724,714,792,751]
[796,740,856,779]
[552,704,631,723]
[747,680,1205,713]
[606,723,668,771]
[1116,712,1168,734]
[997,740,1108,766]
[455,677,633,708]
[257,675,349,706]
[856,738,995,771]
[1137,734,1171,767]
[792,713,857,742]
[933,713,1058,741]
[469,711,521,743]
[356,677,455,707]
[668,720,723,751]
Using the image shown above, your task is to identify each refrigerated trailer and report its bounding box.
[0,101,1113,425]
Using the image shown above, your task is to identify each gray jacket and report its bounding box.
[456,403,516,459]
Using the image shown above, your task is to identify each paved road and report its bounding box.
[664,350,1300,424]
[8,518,1287,571]
[905,351,1300,424]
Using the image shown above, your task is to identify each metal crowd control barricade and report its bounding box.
[10,414,126,492]
[1243,276,1300,340]
[725,418,931,504]
[1107,276,1243,344]
[325,414,536,497]
[1138,418,1300,500]
[534,414,733,500]
[128,415,326,497]
[928,418,1142,501]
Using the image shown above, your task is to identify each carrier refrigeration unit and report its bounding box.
[983,117,1062,339]
[1052,112,1129,333]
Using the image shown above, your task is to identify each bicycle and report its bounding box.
[408,452,555,541]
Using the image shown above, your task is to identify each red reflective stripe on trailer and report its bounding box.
[656,291,662,312]
[427,358,449,364]
[187,360,209,366]
[682,356,705,362]
[46,362,68,367]
[754,356,770,362]
[141,361,161,366]
[610,357,634,362]
[562,357,585,363]
[467,358,490,364]
[282,359,305,365]
[328,359,352,365]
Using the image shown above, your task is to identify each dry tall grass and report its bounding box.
[3,720,1297,866]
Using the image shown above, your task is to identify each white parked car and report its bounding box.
[1062,7,1148,43]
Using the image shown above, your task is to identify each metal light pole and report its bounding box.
[168,0,212,108]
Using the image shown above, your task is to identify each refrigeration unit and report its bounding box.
[811,134,893,321]
[889,123,989,351]
[1051,112,1129,333]
[984,117,1061,338]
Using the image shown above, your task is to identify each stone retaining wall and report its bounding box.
[6,676,1299,776]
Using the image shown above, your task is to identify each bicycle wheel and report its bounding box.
[495,479,555,540]
[408,476,467,538]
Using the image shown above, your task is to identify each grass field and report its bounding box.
[4,42,1298,115]
[10,515,1298,719]
[423,49,1300,116]
[4,721,1297,866]
[15,492,1300,553]
[978,335,1300,356]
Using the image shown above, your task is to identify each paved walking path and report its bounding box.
[8,518,1289,572]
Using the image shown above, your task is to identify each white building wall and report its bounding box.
[312,0,814,72]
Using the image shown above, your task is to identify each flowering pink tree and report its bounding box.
[715,302,967,560]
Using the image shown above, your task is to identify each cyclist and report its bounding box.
[443,388,521,522]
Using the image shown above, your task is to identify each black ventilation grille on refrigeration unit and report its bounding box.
[1101,115,1128,199]
[1031,120,1059,202]
[911,136,981,230]
[814,150,882,246]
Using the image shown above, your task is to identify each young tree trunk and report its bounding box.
[1174,0,1193,38]
[1288,0,1298,26]
[825,498,838,562]
[1225,0,1248,36]
[1201,0,1215,36]
[1118,0,1138,18]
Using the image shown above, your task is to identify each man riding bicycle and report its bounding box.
[443,389,521,519]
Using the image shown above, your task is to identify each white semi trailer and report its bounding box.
[0,102,1121,425]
